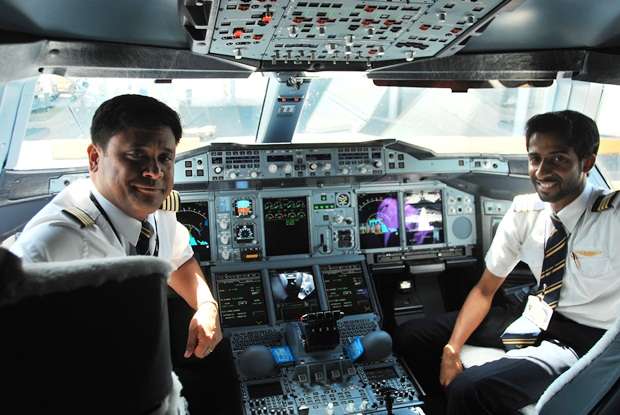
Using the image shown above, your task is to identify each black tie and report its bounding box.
[501,214,568,350]
[135,220,154,256]
[537,214,568,308]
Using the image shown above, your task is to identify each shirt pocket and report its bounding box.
[572,249,611,278]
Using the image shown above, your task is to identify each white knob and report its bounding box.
[220,248,231,260]
[359,166,368,174]
[323,162,331,170]
[213,166,222,174]
[268,163,278,174]
[250,171,258,178]
[373,160,383,168]
[309,162,318,171]
[326,402,334,415]
[359,400,368,411]
[283,163,293,174]
[334,215,344,224]
[229,171,237,179]
[340,167,349,175]
[219,233,230,245]
[218,217,229,230]
[345,402,356,413]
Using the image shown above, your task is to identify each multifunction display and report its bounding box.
[216,272,268,328]
[269,267,319,321]
[357,192,400,250]
[177,201,211,261]
[263,196,310,256]
[321,263,373,316]
[404,190,445,246]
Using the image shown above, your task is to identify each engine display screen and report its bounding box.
[321,263,373,316]
[357,192,401,250]
[233,198,253,218]
[404,190,445,246]
[216,272,268,328]
[263,196,310,256]
[269,267,319,322]
[177,201,211,261]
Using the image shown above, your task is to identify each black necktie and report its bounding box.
[536,214,568,308]
[135,220,154,256]
[501,214,568,350]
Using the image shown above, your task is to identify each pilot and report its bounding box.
[10,94,223,360]
[395,110,619,414]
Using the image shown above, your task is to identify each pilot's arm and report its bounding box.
[440,196,524,386]
[439,269,505,386]
[169,256,223,359]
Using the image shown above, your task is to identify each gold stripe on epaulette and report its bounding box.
[61,207,96,227]
[160,190,180,212]
[592,190,619,212]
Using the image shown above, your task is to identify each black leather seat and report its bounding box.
[0,248,175,415]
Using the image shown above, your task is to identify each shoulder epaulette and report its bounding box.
[592,190,619,212]
[61,207,96,227]
[160,190,180,212]
[513,194,545,213]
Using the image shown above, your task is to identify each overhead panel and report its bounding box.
[183,0,512,68]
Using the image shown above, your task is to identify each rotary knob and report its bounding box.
[323,162,332,171]
[213,166,223,174]
[283,163,293,174]
[340,167,349,175]
[268,163,278,174]
[308,162,318,171]
[229,171,237,179]
[250,171,259,178]
[219,233,230,245]
[220,248,231,261]
[373,160,383,168]
[359,165,368,174]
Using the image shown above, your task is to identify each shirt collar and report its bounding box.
[550,182,593,235]
[90,182,151,246]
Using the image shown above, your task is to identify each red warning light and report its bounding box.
[260,12,273,25]
[233,28,245,38]
[253,34,263,41]
[364,5,377,13]
[361,19,374,27]
[293,16,305,24]
[419,24,431,31]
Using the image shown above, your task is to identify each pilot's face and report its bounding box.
[527,132,595,212]
[88,127,176,220]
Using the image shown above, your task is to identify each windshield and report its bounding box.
[11,73,620,188]
[15,74,268,170]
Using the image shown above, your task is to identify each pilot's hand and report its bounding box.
[440,344,464,387]
[184,301,223,358]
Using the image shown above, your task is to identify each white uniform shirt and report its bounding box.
[485,182,620,330]
[10,179,194,270]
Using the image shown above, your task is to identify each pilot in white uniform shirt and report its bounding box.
[484,181,619,369]
[10,178,193,269]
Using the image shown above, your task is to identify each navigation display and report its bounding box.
[177,201,211,261]
[321,263,373,316]
[263,196,310,256]
[216,271,268,328]
[357,192,401,249]
[404,190,445,246]
[269,267,319,321]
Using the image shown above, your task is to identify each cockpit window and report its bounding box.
[14,74,269,170]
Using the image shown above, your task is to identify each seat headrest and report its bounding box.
[0,248,172,306]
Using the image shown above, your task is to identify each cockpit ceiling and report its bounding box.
[2,0,620,74]
[187,0,509,66]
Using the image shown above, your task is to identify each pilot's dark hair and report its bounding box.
[90,94,182,148]
[525,110,599,160]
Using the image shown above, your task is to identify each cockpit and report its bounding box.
[2,1,620,414]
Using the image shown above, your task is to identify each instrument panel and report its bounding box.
[179,181,476,264]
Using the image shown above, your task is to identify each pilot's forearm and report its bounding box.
[446,268,504,353]
[168,257,216,310]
